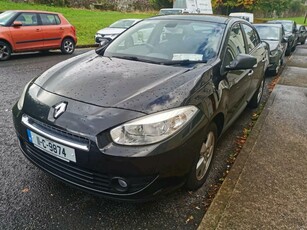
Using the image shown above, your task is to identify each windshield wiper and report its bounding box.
[111,55,160,64]
[161,59,206,66]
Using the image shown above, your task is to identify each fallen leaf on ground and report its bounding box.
[185,215,194,224]
[22,188,29,193]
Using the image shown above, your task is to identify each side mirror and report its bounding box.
[226,54,257,70]
[13,21,22,27]
[282,36,288,43]
[95,38,111,55]
[98,39,110,47]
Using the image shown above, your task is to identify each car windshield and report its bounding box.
[255,26,280,41]
[280,22,292,32]
[104,19,225,64]
[0,11,15,26]
[110,19,137,29]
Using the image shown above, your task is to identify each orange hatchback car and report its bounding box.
[0,10,77,61]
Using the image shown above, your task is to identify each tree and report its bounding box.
[253,0,290,17]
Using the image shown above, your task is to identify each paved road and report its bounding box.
[0,49,273,230]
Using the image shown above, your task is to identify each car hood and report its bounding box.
[34,51,204,114]
[265,40,279,51]
[96,27,125,35]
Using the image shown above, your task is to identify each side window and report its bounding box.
[39,14,60,25]
[224,24,246,67]
[14,13,38,26]
[55,15,61,25]
[242,24,260,52]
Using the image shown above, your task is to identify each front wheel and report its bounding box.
[61,38,75,54]
[248,78,265,109]
[0,41,12,61]
[185,123,218,190]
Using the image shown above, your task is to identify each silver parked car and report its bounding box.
[95,19,141,43]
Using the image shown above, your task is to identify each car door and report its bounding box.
[222,23,252,124]
[241,23,266,100]
[38,13,63,48]
[9,12,44,51]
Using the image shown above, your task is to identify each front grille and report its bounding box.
[21,141,156,195]
[29,116,89,146]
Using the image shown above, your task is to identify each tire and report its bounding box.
[248,78,265,109]
[185,123,218,190]
[285,48,291,56]
[0,41,12,61]
[61,38,75,54]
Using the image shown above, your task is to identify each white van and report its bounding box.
[229,12,254,23]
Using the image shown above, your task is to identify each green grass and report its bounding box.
[277,17,307,25]
[0,0,155,45]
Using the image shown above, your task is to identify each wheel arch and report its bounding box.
[0,39,13,51]
[61,36,76,44]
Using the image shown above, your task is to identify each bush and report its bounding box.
[129,0,152,11]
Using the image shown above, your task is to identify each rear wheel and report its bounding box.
[185,123,218,190]
[61,38,75,54]
[248,78,265,108]
[0,41,11,61]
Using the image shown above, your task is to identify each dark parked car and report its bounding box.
[267,20,298,56]
[254,23,287,75]
[13,15,267,201]
[296,24,307,44]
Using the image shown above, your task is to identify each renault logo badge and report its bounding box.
[53,102,67,119]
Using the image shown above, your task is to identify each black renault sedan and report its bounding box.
[13,15,267,201]
[254,23,287,75]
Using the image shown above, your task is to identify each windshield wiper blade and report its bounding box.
[112,55,140,61]
[162,59,206,65]
[112,55,160,64]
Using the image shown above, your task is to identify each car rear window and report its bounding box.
[39,13,61,25]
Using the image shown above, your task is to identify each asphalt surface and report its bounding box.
[1,49,273,229]
[199,44,307,229]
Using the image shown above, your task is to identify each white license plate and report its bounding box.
[27,129,76,163]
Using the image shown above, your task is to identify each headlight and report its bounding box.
[104,34,118,39]
[110,106,199,146]
[17,81,31,110]
[95,33,102,37]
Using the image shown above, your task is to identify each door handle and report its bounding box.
[60,27,64,30]
[248,70,254,76]
[36,28,41,32]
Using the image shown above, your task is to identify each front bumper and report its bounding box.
[267,53,280,71]
[12,103,205,201]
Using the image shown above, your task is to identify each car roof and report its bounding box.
[255,23,283,28]
[5,10,60,14]
[147,14,235,24]
[267,20,293,23]
[118,18,141,21]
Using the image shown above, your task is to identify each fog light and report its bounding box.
[111,177,129,192]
